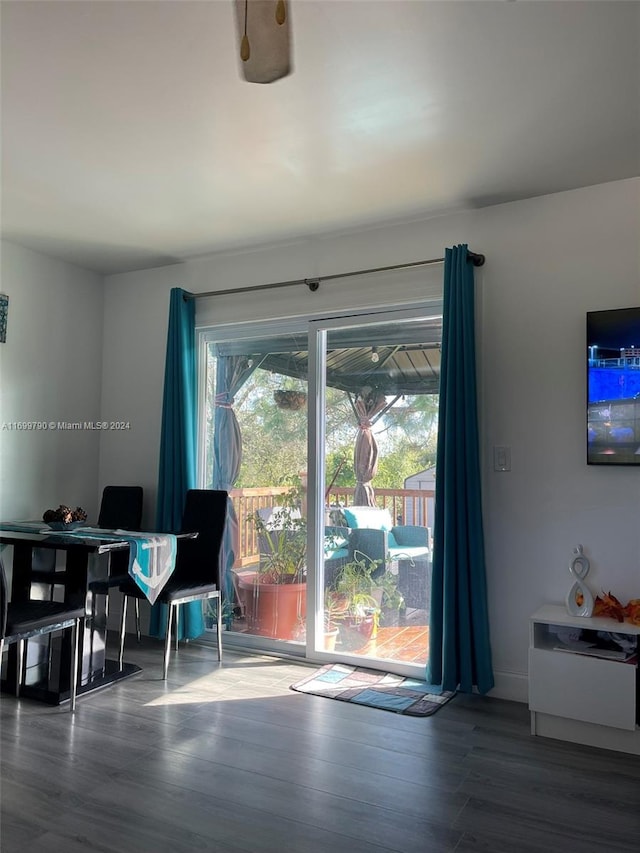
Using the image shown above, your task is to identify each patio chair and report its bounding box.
[323,526,351,587]
[255,507,350,588]
[342,506,431,608]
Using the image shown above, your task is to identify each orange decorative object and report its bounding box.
[593,591,626,623]
[623,598,640,626]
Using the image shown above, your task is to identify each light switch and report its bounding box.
[494,445,511,472]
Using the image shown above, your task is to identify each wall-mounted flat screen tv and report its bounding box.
[587,306,640,465]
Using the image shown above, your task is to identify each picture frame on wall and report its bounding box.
[0,293,8,343]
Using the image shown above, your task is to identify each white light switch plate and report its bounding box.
[494,445,511,472]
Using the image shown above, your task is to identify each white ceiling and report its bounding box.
[1,1,638,275]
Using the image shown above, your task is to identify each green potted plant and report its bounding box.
[324,551,403,650]
[204,598,236,632]
[376,567,406,627]
[238,489,307,640]
[323,586,350,651]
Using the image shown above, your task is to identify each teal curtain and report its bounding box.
[426,245,494,694]
[212,355,258,615]
[149,287,203,640]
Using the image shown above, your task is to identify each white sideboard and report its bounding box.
[529,605,640,755]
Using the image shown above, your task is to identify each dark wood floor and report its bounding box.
[1,637,639,853]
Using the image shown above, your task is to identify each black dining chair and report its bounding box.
[118,489,227,679]
[1,555,84,711]
[88,486,144,640]
[31,486,144,636]
[32,486,144,673]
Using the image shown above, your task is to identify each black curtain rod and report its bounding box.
[184,250,485,300]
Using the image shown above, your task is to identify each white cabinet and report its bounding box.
[529,605,640,754]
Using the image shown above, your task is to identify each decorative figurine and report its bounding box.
[565,544,594,617]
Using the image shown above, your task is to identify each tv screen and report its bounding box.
[587,306,640,465]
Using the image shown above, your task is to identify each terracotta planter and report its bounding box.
[238,576,306,641]
[323,627,339,651]
[339,613,378,650]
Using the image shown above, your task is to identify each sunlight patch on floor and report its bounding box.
[143,671,300,706]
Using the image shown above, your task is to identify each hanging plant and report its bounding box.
[274,390,307,411]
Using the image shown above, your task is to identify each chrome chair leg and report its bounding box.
[174,606,179,652]
[70,620,79,713]
[163,604,174,680]
[134,599,141,643]
[16,639,25,697]
[216,595,222,662]
[88,590,97,668]
[118,595,128,669]
[102,590,110,671]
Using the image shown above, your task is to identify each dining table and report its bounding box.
[0,522,189,705]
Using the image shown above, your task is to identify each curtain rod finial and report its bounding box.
[468,252,485,267]
[305,278,320,292]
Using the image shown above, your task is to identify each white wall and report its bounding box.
[100,178,640,699]
[98,263,183,530]
[475,180,640,698]
[0,241,104,522]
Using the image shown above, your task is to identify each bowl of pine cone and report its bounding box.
[42,505,88,530]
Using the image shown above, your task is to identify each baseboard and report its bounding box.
[533,711,640,755]
[486,669,529,704]
[124,625,533,704]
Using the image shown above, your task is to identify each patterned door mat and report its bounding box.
[291,663,456,716]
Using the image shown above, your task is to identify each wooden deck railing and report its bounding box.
[230,486,292,568]
[325,487,434,528]
[230,486,435,568]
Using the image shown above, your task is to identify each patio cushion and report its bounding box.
[343,507,394,531]
[325,534,348,552]
[324,546,349,561]
[324,526,349,558]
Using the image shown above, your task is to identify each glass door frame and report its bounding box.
[197,299,437,673]
[305,303,438,679]
[197,318,311,658]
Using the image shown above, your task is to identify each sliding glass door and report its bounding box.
[202,327,309,649]
[200,304,440,675]
[307,309,439,675]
